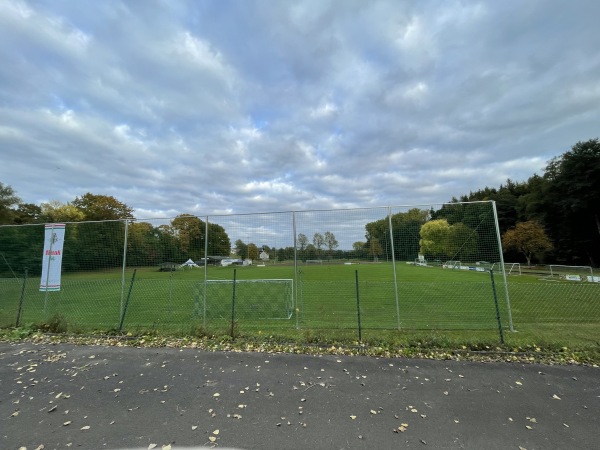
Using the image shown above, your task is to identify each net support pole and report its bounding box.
[355,270,362,342]
[16,269,28,327]
[43,223,55,317]
[120,219,129,320]
[388,207,401,330]
[230,268,237,338]
[203,216,209,328]
[293,211,299,329]
[491,201,514,331]
[119,269,137,332]
[489,270,505,345]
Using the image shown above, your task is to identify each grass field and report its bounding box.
[1,262,598,351]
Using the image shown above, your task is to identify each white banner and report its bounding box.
[40,223,66,292]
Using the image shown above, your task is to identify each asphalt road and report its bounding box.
[1,342,598,450]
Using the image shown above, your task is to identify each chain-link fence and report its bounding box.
[1,201,598,350]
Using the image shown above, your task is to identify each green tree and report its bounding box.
[14,203,42,224]
[313,233,325,251]
[502,220,553,267]
[368,238,383,261]
[324,231,338,252]
[72,193,134,220]
[235,239,248,259]
[0,182,20,224]
[297,233,308,250]
[41,201,86,222]
[419,219,479,261]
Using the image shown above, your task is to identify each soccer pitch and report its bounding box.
[1,262,598,349]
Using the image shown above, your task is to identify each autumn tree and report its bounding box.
[41,201,86,222]
[72,193,134,220]
[247,243,259,260]
[502,220,553,267]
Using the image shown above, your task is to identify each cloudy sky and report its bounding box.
[2,0,599,220]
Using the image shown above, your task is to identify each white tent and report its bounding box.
[180,258,200,268]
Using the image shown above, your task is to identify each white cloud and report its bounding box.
[0,0,598,223]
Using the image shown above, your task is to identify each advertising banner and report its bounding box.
[40,223,66,292]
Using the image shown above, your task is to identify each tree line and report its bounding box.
[360,139,600,266]
[1,138,599,270]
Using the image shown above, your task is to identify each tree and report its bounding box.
[170,214,204,259]
[368,238,383,261]
[235,239,248,259]
[297,233,308,250]
[313,233,324,250]
[502,220,553,267]
[41,201,86,222]
[72,193,134,220]
[0,182,20,224]
[324,231,338,252]
[14,203,42,224]
[419,219,478,261]
[247,243,259,260]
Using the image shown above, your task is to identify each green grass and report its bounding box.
[1,262,598,352]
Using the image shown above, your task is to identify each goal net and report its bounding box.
[305,260,323,265]
[200,279,294,320]
[549,265,593,281]
[491,262,521,275]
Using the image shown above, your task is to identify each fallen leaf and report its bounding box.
[63,421,72,426]
[515,381,523,386]
[525,425,532,430]
[370,409,377,415]
[213,429,220,435]
[147,444,157,450]
[350,415,357,420]
[552,394,561,400]
[192,425,198,430]
[162,445,172,450]
[209,436,217,442]
[80,425,90,430]
[213,393,220,397]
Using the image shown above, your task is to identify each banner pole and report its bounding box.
[43,224,55,317]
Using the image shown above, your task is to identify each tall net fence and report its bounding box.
[1,201,598,350]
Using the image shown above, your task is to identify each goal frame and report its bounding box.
[201,278,294,321]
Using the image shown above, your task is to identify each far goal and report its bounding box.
[305,260,323,265]
[549,265,594,281]
[199,279,294,320]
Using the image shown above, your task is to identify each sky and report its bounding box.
[1,0,600,225]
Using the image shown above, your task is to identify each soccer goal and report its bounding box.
[491,262,521,275]
[549,265,593,281]
[443,260,461,269]
[305,260,323,265]
[200,279,294,320]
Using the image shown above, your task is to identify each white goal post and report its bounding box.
[491,262,522,275]
[549,265,594,281]
[200,278,294,319]
[305,260,323,265]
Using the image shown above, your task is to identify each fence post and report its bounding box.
[230,268,237,338]
[293,211,299,329]
[355,270,362,342]
[492,200,514,332]
[489,269,505,345]
[387,207,400,330]
[43,223,56,316]
[16,269,28,327]
[120,219,129,320]
[118,269,137,332]
[203,216,209,328]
